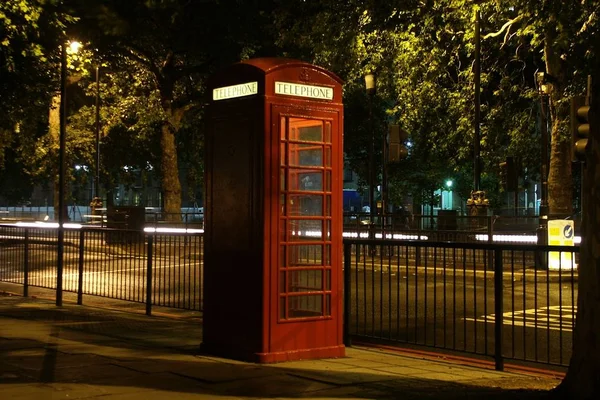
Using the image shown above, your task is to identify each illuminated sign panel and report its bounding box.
[275,81,333,100]
[548,220,576,270]
[213,82,258,101]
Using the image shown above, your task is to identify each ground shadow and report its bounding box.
[0,296,561,399]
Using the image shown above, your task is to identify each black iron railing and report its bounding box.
[343,239,579,370]
[0,225,203,313]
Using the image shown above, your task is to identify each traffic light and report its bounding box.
[571,95,590,162]
[388,124,408,162]
[499,156,517,191]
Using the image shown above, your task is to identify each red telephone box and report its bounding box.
[202,58,344,363]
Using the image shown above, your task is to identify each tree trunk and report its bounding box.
[155,52,183,222]
[160,108,182,222]
[556,76,600,400]
[544,33,572,218]
[547,116,572,217]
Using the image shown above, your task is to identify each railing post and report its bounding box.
[343,242,352,347]
[487,216,494,270]
[146,234,153,316]
[415,227,421,266]
[494,247,504,371]
[23,229,29,297]
[77,229,85,305]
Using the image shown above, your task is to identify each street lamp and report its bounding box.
[90,64,103,215]
[56,41,68,306]
[56,40,81,306]
[444,180,453,210]
[364,73,376,243]
[536,71,552,250]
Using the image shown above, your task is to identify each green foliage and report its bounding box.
[274,0,599,213]
[0,0,71,166]
[61,0,281,210]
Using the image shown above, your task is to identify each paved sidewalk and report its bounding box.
[0,294,562,399]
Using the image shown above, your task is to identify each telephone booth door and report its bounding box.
[271,108,343,356]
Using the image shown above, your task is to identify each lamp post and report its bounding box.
[381,119,388,236]
[365,73,376,245]
[90,64,103,215]
[473,9,481,191]
[95,65,100,200]
[56,41,68,306]
[56,40,81,306]
[536,71,551,251]
[467,10,487,226]
[445,180,453,210]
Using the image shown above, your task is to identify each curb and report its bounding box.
[352,342,566,380]
[348,264,578,283]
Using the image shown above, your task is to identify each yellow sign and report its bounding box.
[213,82,258,101]
[547,220,576,270]
[274,81,333,100]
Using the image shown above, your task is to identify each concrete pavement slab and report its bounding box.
[0,382,155,400]
[271,384,394,399]
[2,348,110,371]
[98,390,247,400]
[0,338,45,351]
[87,371,212,393]
[206,372,335,398]
[0,294,563,399]
[113,358,280,383]
[272,366,403,386]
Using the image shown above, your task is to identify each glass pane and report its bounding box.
[325,220,331,240]
[279,220,286,242]
[289,143,323,167]
[280,245,286,268]
[280,168,286,190]
[289,118,323,142]
[288,295,323,318]
[325,294,331,316]
[288,194,323,216]
[280,143,286,165]
[289,170,322,191]
[288,219,323,241]
[280,117,286,139]
[324,170,331,191]
[299,125,323,142]
[324,147,331,167]
[325,196,331,217]
[288,270,323,292]
[325,269,331,290]
[279,271,286,293]
[324,122,331,143]
[300,147,323,167]
[280,193,286,215]
[286,244,323,266]
[323,244,331,266]
[280,297,286,319]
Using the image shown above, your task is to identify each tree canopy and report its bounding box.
[4,0,597,215]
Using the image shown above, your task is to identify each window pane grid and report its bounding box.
[279,116,332,321]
